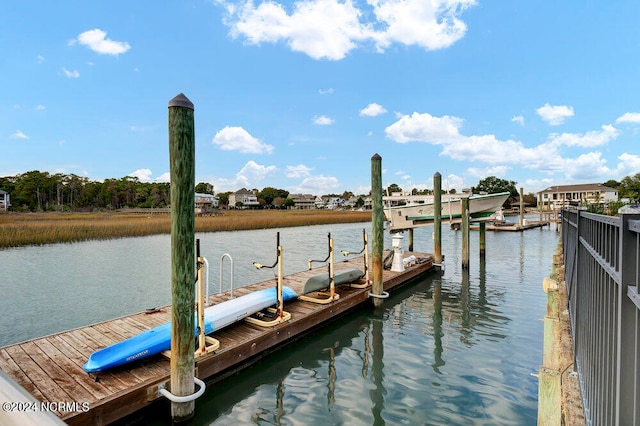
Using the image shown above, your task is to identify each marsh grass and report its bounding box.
[0,210,371,248]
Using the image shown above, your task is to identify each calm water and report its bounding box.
[0,217,559,425]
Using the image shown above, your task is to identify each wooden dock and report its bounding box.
[470,220,550,232]
[0,252,434,425]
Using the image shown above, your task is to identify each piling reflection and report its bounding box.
[370,316,385,426]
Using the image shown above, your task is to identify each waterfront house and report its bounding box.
[228,188,260,209]
[0,189,9,212]
[288,193,316,209]
[195,192,219,215]
[537,183,618,209]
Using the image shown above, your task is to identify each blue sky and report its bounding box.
[2,0,639,195]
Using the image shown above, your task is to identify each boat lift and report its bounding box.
[299,233,341,304]
[340,228,371,289]
[246,232,292,327]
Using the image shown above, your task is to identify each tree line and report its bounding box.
[2,170,638,213]
[0,171,365,212]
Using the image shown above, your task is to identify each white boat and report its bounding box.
[385,192,510,232]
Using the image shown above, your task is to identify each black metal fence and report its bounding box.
[562,207,640,425]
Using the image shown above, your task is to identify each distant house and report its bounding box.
[228,188,260,209]
[0,189,9,212]
[537,183,618,209]
[195,192,219,215]
[326,197,346,210]
[288,193,316,209]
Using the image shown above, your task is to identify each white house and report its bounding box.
[0,189,9,212]
[229,188,260,209]
[537,183,618,209]
[288,193,316,209]
[195,192,219,215]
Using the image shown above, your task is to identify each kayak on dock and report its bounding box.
[83,286,298,373]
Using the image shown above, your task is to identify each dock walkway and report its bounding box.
[0,252,433,425]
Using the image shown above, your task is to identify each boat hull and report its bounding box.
[386,192,510,231]
[82,286,298,373]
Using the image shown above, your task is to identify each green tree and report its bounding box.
[472,176,518,197]
[387,183,402,195]
[603,179,620,190]
[195,182,214,194]
[258,187,289,206]
[283,198,295,208]
[619,173,640,202]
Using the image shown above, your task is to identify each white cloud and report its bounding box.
[614,153,640,176]
[35,105,46,111]
[313,115,334,125]
[62,67,80,78]
[156,172,171,183]
[237,160,277,183]
[290,175,341,193]
[319,88,334,95]
[384,112,462,143]
[218,0,475,60]
[384,111,624,178]
[74,29,131,55]
[286,164,313,178]
[37,55,45,64]
[212,126,274,154]
[360,103,387,117]
[616,112,640,124]
[10,130,29,140]
[536,103,574,125]
[512,115,524,126]
[545,125,618,148]
[128,169,154,182]
[467,166,510,178]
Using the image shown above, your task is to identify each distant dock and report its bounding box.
[0,252,434,425]
[469,220,550,232]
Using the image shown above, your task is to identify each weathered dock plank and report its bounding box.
[0,252,434,425]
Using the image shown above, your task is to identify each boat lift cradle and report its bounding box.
[299,230,368,304]
[245,232,292,327]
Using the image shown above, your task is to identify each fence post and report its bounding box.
[616,206,640,425]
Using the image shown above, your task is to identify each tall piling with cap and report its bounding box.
[168,93,196,422]
[461,197,470,270]
[433,172,442,265]
[371,153,384,308]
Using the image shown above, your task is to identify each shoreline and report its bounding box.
[0,210,372,249]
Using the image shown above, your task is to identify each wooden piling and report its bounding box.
[371,153,384,308]
[433,172,442,265]
[519,187,524,227]
[168,93,196,422]
[408,229,414,252]
[461,197,470,270]
[479,222,486,259]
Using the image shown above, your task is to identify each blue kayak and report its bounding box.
[83,286,298,373]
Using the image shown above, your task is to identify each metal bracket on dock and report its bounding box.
[299,292,340,304]
[157,377,206,403]
[245,307,292,327]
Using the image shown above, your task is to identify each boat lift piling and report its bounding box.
[461,197,470,270]
[167,93,199,422]
[433,172,443,267]
[370,153,387,307]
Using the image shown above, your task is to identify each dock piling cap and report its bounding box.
[168,93,194,110]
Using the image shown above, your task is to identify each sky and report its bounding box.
[2,0,640,196]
